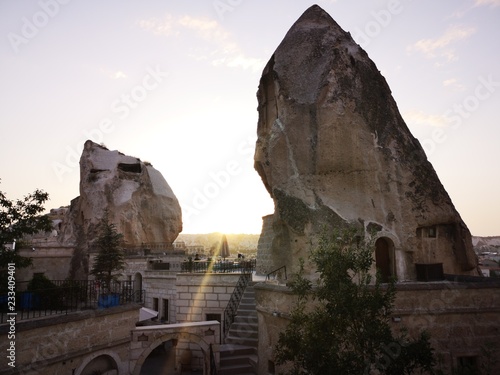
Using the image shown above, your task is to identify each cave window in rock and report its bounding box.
[375,237,395,283]
[428,226,437,238]
[118,163,142,173]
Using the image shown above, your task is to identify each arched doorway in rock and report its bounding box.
[375,237,395,282]
[80,354,118,375]
[134,272,143,303]
[140,339,176,375]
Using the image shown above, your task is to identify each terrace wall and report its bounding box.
[0,304,140,375]
[255,280,500,375]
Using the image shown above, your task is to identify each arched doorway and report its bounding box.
[80,354,118,375]
[133,332,211,375]
[140,339,176,374]
[134,272,143,303]
[375,237,395,282]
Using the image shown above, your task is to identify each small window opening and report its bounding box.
[457,356,479,374]
[118,163,142,173]
[428,226,437,238]
[268,360,276,374]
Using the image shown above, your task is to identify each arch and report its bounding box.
[75,352,121,375]
[132,332,210,375]
[140,339,176,375]
[375,237,395,282]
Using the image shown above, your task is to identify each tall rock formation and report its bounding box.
[254,5,478,280]
[60,141,182,270]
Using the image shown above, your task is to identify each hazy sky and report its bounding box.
[0,0,499,235]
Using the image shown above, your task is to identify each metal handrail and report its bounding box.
[223,273,251,339]
[209,343,218,375]
[0,280,144,324]
[266,265,287,281]
[180,259,256,274]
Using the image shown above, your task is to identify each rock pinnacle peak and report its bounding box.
[254,6,478,280]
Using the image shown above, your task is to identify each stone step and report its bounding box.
[228,322,258,339]
[236,310,257,318]
[218,363,254,375]
[240,297,255,304]
[231,321,258,331]
[220,353,258,367]
[227,329,258,340]
[219,346,257,375]
[219,282,258,374]
[233,314,258,324]
[225,334,258,348]
[219,344,255,357]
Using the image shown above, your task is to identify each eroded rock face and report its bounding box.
[254,5,478,280]
[60,141,182,251]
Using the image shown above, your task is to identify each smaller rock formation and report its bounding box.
[59,141,182,276]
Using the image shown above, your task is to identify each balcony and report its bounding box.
[180,259,256,274]
[0,280,144,324]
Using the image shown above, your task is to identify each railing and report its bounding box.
[210,343,218,375]
[266,265,287,281]
[0,280,145,324]
[180,259,256,274]
[223,273,252,339]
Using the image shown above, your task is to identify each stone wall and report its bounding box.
[255,280,500,375]
[142,271,178,323]
[16,247,74,283]
[0,304,140,375]
[175,273,240,323]
[130,321,221,375]
[172,274,240,371]
[256,214,276,276]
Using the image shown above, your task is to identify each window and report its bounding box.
[153,298,159,312]
[206,314,222,338]
[206,313,221,323]
[268,360,275,374]
[162,299,169,321]
[457,356,478,374]
[428,226,437,238]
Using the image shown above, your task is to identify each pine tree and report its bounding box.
[275,227,435,375]
[90,212,125,293]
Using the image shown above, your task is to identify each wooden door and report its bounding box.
[375,238,392,282]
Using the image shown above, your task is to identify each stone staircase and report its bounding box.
[219,283,258,375]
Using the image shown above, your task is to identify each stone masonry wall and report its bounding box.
[175,273,240,323]
[142,271,178,323]
[0,304,140,375]
[174,273,241,371]
[256,214,275,276]
[255,281,500,375]
[16,247,74,283]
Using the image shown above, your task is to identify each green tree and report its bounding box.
[90,212,125,293]
[275,227,435,375]
[0,183,52,273]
